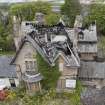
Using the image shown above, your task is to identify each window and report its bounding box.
[57,79,65,89]
[9,79,16,87]
[78,53,81,57]
[25,61,29,70]
[25,61,38,71]
[78,31,84,40]
[59,63,63,72]
[85,44,89,52]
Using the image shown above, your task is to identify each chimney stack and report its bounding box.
[35,12,45,25]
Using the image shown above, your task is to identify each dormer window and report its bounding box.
[78,31,84,40]
[26,23,29,26]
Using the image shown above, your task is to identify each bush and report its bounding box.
[84,4,105,35]
[61,0,81,26]
[10,2,52,21]
[46,13,61,25]
[36,53,61,89]
[0,11,15,52]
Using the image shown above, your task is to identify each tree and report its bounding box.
[84,4,105,35]
[46,13,61,25]
[61,0,81,26]
[10,2,52,21]
[0,15,14,52]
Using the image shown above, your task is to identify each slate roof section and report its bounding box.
[78,61,105,79]
[0,55,17,78]
[78,43,97,53]
[53,51,80,67]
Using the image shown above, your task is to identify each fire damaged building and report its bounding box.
[11,13,105,94]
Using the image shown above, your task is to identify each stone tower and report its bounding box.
[13,16,22,51]
[35,12,45,25]
[73,15,83,56]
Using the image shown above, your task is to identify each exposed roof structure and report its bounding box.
[78,61,105,79]
[12,23,80,67]
[0,55,17,78]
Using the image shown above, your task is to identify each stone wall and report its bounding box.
[80,53,96,60]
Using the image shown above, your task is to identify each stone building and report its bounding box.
[75,16,105,89]
[11,13,80,93]
[11,40,43,94]
[11,13,45,94]
[77,23,97,60]
[11,12,105,93]
[67,15,105,89]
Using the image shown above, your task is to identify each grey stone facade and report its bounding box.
[11,13,105,93]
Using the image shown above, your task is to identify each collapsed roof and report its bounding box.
[11,22,80,68]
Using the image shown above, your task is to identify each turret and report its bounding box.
[13,16,21,51]
[73,15,83,52]
[74,15,83,28]
[35,12,45,25]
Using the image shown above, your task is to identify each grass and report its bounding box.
[0,81,83,105]
[0,51,15,55]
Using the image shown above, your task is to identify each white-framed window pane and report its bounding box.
[25,61,37,71]
[59,63,63,71]
[25,61,29,70]
[9,79,16,87]
[34,61,38,71]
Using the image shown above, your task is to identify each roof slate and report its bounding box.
[79,61,105,79]
[0,55,17,78]
[78,43,97,53]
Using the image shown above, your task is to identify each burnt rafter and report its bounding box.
[26,24,79,67]
[27,22,69,35]
[28,25,73,53]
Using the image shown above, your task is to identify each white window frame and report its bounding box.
[59,63,63,72]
